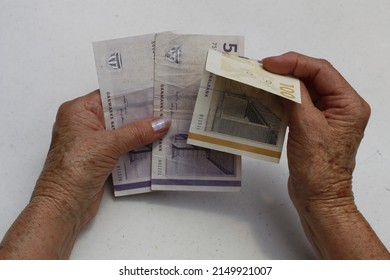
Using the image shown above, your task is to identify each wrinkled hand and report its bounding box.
[262,53,390,259]
[263,52,370,211]
[32,90,170,228]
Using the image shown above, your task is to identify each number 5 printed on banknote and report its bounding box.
[152,34,244,191]
[93,34,156,196]
[188,50,301,162]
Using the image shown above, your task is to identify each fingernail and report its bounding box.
[151,118,171,132]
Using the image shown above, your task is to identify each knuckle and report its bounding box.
[56,100,75,120]
[347,96,371,129]
[362,98,371,114]
[57,102,69,116]
[318,58,333,69]
[128,123,150,147]
[360,98,371,122]
[285,51,299,57]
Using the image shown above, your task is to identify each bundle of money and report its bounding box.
[93,33,244,196]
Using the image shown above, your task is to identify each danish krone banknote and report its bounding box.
[187,50,301,162]
[152,34,244,191]
[93,34,156,196]
[205,49,301,103]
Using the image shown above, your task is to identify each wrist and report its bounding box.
[33,169,104,229]
[295,196,359,222]
[31,173,83,232]
[0,193,81,259]
[288,177,357,219]
[29,194,82,233]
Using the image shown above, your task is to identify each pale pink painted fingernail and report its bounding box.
[151,118,171,132]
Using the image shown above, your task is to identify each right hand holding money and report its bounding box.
[262,52,390,259]
[263,52,370,208]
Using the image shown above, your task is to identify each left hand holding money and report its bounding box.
[0,90,170,259]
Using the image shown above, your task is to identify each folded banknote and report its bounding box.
[187,50,301,162]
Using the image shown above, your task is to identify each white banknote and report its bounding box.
[151,34,244,191]
[93,34,156,196]
[206,49,301,103]
[188,50,301,162]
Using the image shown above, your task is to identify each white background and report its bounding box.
[0,0,389,259]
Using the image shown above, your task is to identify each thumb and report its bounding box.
[284,85,325,130]
[263,52,325,129]
[109,117,171,155]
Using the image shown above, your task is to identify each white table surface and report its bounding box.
[1,0,389,259]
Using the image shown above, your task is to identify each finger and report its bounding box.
[262,52,353,97]
[82,90,105,125]
[83,89,101,102]
[62,89,101,106]
[73,90,105,126]
[110,117,171,154]
[284,83,326,129]
[57,90,102,119]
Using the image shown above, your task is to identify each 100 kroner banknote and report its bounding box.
[188,50,301,162]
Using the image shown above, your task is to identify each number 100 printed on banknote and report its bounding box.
[188,50,301,162]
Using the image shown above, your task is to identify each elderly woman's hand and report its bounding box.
[0,90,170,259]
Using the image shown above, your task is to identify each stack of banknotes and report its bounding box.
[93,32,300,196]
